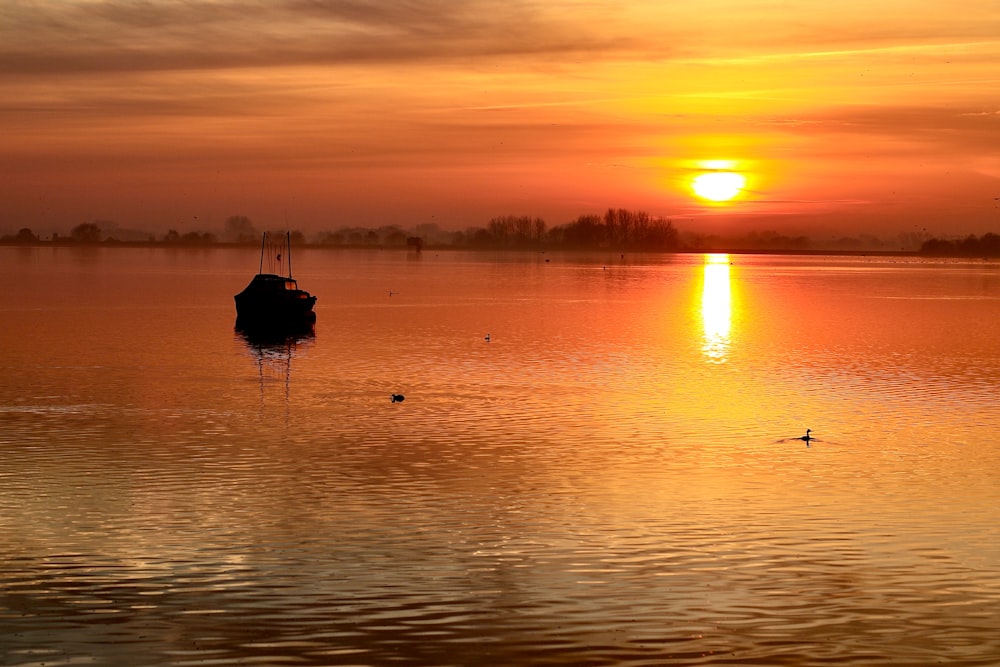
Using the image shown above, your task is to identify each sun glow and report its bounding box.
[692,171,745,202]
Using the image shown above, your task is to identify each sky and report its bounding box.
[2,0,1000,239]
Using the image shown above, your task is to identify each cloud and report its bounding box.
[4,0,998,83]
[769,105,1000,155]
[0,0,637,76]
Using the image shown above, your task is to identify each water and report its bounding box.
[2,247,999,666]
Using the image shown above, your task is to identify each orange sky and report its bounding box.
[2,1,999,238]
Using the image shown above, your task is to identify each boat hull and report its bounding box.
[234,273,317,332]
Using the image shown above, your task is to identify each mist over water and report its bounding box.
[2,247,999,666]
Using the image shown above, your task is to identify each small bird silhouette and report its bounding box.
[390,394,405,403]
[484,333,491,342]
[798,429,813,445]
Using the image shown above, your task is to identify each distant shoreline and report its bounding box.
[6,210,997,257]
[0,239,960,259]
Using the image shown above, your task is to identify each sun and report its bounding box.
[692,171,745,202]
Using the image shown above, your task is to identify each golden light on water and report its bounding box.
[701,253,732,362]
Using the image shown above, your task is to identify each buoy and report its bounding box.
[391,394,405,403]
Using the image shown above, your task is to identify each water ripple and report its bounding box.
[2,250,1000,666]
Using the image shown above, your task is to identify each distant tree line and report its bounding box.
[0,216,296,246]
[1,209,677,251]
[6,212,997,257]
[305,210,680,251]
[445,209,679,251]
[1,227,41,244]
[919,233,1000,257]
[551,209,680,251]
[316,225,410,247]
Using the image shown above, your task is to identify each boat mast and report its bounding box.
[286,230,293,278]
[258,232,266,275]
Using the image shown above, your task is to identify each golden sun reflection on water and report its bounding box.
[701,253,732,362]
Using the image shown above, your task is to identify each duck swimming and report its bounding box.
[798,429,813,444]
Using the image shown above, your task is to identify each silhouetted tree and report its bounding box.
[898,230,930,251]
[643,218,680,251]
[920,232,1000,257]
[466,227,494,248]
[921,232,1000,257]
[485,215,547,247]
[70,222,102,243]
[545,210,678,250]
[981,232,1000,255]
[14,228,39,243]
[959,234,980,255]
[179,231,217,244]
[316,230,345,246]
[919,238,952,255]
[559,214,604,247]
[383,227,408,246]
[225,215,257,243]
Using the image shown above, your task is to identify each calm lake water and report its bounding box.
[1,247,999,666]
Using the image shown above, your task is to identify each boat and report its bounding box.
[234,231,317,332]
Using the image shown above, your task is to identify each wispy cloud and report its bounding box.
[6,0,999,78]
[677,39,1000,67]
[0,0,636,76]
[767,105,1000,154]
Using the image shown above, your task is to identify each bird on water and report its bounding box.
[798,429,813,444]
[390,394,405,403]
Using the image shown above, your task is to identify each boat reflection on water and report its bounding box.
[235,320,315,346]
[235,326,314,414]
[701,253,732,363]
